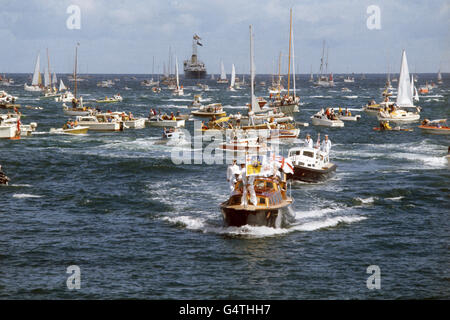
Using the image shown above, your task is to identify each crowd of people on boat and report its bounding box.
[319,107,339,120]
[63,119,79,129]
[148,109,181,121]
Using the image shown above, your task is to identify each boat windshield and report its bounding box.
[303,151,314,158]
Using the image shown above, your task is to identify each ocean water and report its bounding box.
[0,74,449,299]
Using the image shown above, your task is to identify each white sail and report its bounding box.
[59,79,67,91]
[52,72,57,85]
[31,53,41,86]
[414,86,419,102]
[396,50,414,107]
[220,61,226,80]
[410,74,415,97]
[249,25,260,113]
[175,57,180,88]
[230,64,236,88]
[44,67,50,87]
[211,73,215,80]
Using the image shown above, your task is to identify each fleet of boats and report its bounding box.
[0,11,447,232]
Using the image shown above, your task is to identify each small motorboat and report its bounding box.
[311,110,344,127]
[286,146,336,183]
[220,174,295,228]
[418,119,450,134]
[95,94,123,103]
[50,125,89,135]
[337,112,361,121]
[146,115,185,128]
[191,103,227,118]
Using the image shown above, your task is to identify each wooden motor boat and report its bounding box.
[418,119,450,134]
[50,125,89,135]
[220,175,294,228]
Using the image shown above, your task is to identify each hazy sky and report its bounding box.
[1,0,449,74]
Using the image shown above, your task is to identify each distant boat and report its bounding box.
[437,69,443,84]
[217,61,228,83]
[377,50,421,123]
[24,53,43,92]
[172,57,184,96]
[314,40,334,87]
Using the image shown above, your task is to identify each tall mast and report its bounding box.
[46,48,51,88]
[278,51,282,87]
[74,45,78,98]
[291,9,296,98]
[320,40,325,76]
[287,8,292,96]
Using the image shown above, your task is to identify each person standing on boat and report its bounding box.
[239,163,248,206]
[227,160,240,193]
[304,134,313,148]
[321,135,331,154]
[248,110,255,126]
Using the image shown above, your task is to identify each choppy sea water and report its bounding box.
[0,74,449,299]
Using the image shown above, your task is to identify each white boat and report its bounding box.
[95,94,123,103]
[217,61,228,83]
[287,146,336,183]
[311,111,344,127]
[437,69,443,84]
[146,116,185,127]
[97,80,114,88]
[75,115,123,131]
[343,75,355,83]
[0,114,37,137]
[108,112,145,129]
[0,91,18,104]
[314,41,334,87]
[172,57,184,96]
[24,53,43,92]
[56,91,75,102]
[0,123,17,139]
[218,136,269,154]
[377,50,421,123]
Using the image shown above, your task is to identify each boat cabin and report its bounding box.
[228,177,287,208]
[288,147,329,168]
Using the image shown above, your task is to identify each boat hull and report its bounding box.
[418,125,450,134]
[220,205,295,228]
[287,163,337,183]
[311,117,344,127]
[0,125,18,139]
[184,70,207,79]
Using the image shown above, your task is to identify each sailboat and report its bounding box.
[314,41,334,87]
[377,50,421,123]
[172,57,184,96]
[411,74,419,102]
[24,53,43,92]
[62,44,95,116]
[228,64,236,91]
[309,65,314,82]
[217,61,228,83]
[437,69,443,84]
[269,8,300,114]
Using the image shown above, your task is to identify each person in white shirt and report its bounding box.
[321,134,331,154]
[239,164,248,206]
[304,134,313,148]
[227,160,240,192]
